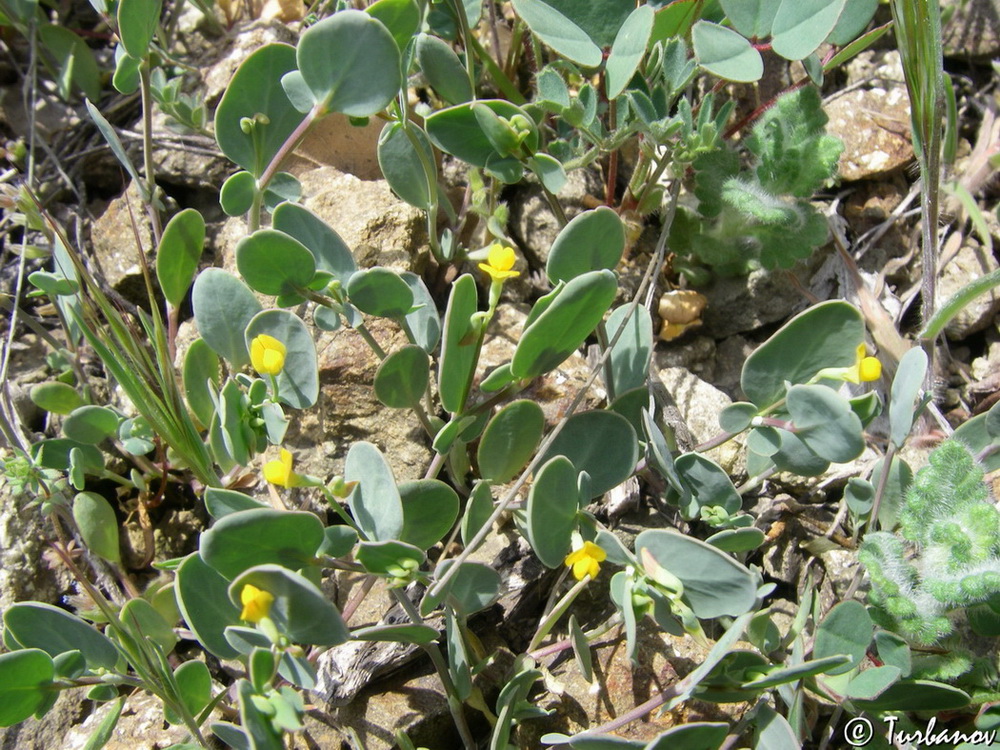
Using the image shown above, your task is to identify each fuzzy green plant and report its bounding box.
[860,440,1000,645]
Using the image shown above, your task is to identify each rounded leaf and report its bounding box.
[401,271,441,353]
[510,0,602,66]
[813,599,872,674]
[378,121,437,211]
[229,565,349,646]
[605,5,654,99]
[416,33,472,105]
[512,270,618,380]
[117,0,161,58]
[245,309,319,409]
[347,267,414,318]
[539,410,638,499]
[29,382,84,415]
[345,441,404,542]
[214,43,304,177]
[477,400,545,483]
[889,347,928,449]
[526,456,579,568]
[175,553,241,659]
[62,405,119,445]
[0,650,56,728]
[156,208,205,307]
[236,229,316,297]
[220,171,256,216]
[374,345,430,409]
[438,274,479,414]
[786,384,864,463]
[741,300,863,408]
[297,9,402,116]
[399,479,460,550]
[73,491,121,564]
[547,207,626,284]
[719,402,757,433]
[605,304,652,395]
[771,0,847,61]
[635,529,758,618]
[200,508,325,580]
[422,560,500,617]
[192,269,263,369]
[692,20,763,82]
[182,338,220,429]
[272,202,357,285]
[366,0,421,53]
[3,603,118,670]
[425,100,538,168]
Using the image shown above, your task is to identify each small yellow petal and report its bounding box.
[239,584,274,623]
[263,448,298,487]
[564,541,606,581]
[488,244,516,272]
[859,356,882,382]
[251,334,286,376]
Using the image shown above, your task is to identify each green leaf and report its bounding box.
[245,309,319,409]
[73,492,121,564]
[546,207,625,284]
[851,679,969,712]
[271,202,356,285]
[512,270,618,380]
[826,0,877,45]
[526,456,580,567]
[62,406,119,445]
[889,347,927,448]
[425,100,538,168]
[569,614,593,683]
[352,623,440,644]
[422,561,500,617]
[651,0,701,43]
[345,441,404,542]
[606,5,654,99]
[192,269,263,369]
[786,384,864,463]
[605,304,652,395]
[477,400,545,483]
[378,121,437,211]
[771,429,830,476]
[398,479,460,550]
[204,488,268,520]
[297,9,401,116]
[741,300,863,408]
[719,402,757,433]
[214,43,304,178]
[3,603,118,670]
[356,539,424,575]
[0,650,55,728]
[156,209,204,308]
[366,0,421,54]
[119,597,177,655]
[116,0,161,59]
[874,630,911,676]
[438,274,479,414]
[374,345,430,409]
[741,655,851,689]
[692,21,764,83]
[163,661,212,727]
[705,527,766,553]
[230,565,349,646]
[446,607,472,700]
[236,230,316,297]
[751,705,798,750]
[672,453,741,518]
[844,477,875,517]
[401,272,441,353]
[540,410,638,499]
[28,381,82,415]
[813,600,872,674]
[416,33,472,105]
[182,338,220,428]
[319,526,359,558]
[635,530,758,618]
[721,0,781,38]
[220,171,256,216]
[81,696,124,749]
[200,509,325,580]
[770,0,847,61]
[461,481,494,549]
[644,723,731,749]
[510,0,602,66]
[528,153,567,194]
[39,24,100,101]
[843,665,902,700]
[347,268,414,318]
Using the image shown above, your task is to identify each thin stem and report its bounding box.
[527,574,590,653]
[138,63,162,245]
[864,441,896,536]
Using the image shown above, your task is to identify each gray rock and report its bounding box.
[942,0,1000,60]
[700,263,814,339]
[938,239,1000,339]
[88,182,156,303]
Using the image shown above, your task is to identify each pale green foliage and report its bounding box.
[673,86,843,274]
[860,440,1000,645]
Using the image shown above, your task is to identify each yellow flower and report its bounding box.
[478,243,520,282]
[844,344,882,384]
[263,448,301,488]
[240,583,274,623]
[251,334,286,376]
[564,541,607,581]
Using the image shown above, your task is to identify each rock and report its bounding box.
[942,0,1000,60]
[655,366,743,476]
[826,51,913,181]
[89,182,156,304]
[62,692,190,750]
[0,482,63,615]
[938,238,1000,339]
[201,20,299,106]
[700,261,817,339]
[300,166,428,272]
[0,688,88,750]
[296,114,385,181]
[150,111,231,192]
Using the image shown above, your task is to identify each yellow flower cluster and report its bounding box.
[240,583,274,623]
[263,448,302,488]
[478,243,520,282]
[564,541,606,581]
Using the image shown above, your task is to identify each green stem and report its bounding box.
[448,0,477,101]
[919,267,1000,341]
[527,574,590,653]
[138,62,162,245]
[390,589,477,750]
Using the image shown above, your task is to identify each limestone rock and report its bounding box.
[700,263,815,339]
[938,238,1000,339]
[826,51,913,181]
[89,182,155,303]
[300,166,427,272]
[942,0,1000,60]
